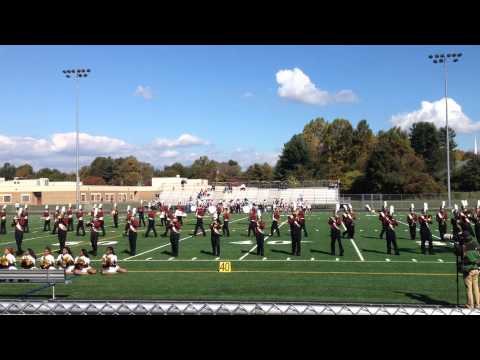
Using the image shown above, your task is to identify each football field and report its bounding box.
[0,211,460,305]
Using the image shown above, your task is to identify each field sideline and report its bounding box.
[0,211,460,305]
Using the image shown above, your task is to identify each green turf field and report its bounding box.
[0,211,461,305]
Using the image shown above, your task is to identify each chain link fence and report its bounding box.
[0,300,478,315]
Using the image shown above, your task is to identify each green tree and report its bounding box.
[452,157,480,191]
[88,157,114,184]
[0,163,16,180]
[15,164,34,178]
[409,122,441,174]
[245,163,274,181]
[275,134,311,180]
[357,128,443,193]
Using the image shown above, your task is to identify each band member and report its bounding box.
[138,201,145,227]
[87,208,101,256]
[127,209,139,256]
[255,217,266,257]
[23,204,30,233]
[342,204,356,239]
[248,206,258,237]
[222,207,230,237]
[56,246,75,274]
[90,204,97,220]
[57,207,68,253]
[163,208,174,237]
[145,204,157,238]
[193,205,206,236]
[298,206,308,237]
[451,205,463,240]
[21,248,37,269]
[38,247,56,270]
[385,206,400,255]
[12,208,25,255]
[170,217,181,257]
[0,205,6,234]
[159,205,166,227]
[210,218,222,256]
[329,204,344,256]
[67,204,74,231]
[175,203,185,225]
[73,248,97,275]
[76,205,85,236]
[111,203,119,228]
[101,246,127,275]
[289,212,302,256]
[474,201,480,241]
[124,205,132,236]
[378,202,388,239]
[52,205,60,234]
[419,203,434,255]
[98,204,105,236]
[407,204,417,240]
[436,201,448,240]
[0,247,17,270]
[270,208,281,237]
[42,205,51,231]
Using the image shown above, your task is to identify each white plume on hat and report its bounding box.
[383,201,387,209]
[335,203,340,214]
[55,205,59,211]
[45,205,49,210]
[17,208,23,217]
[127,205,131,212]
[99,204,103,209]
[132,208,137,216]
[61,206,66,214]
[24,204,28,209]
[94,208,98,217]
[423,203,428,213]
[348,204,353,211]
[389,205,394,215]
[477,200,480,209]
[79,205,83,210]
[68,203,72,208]
[410,203,415,211]
[114,203,117,208]
[2,205,6,210]
[453,204,459,214]
[15,203,19,209]
[365,204,372,212]
[441,201,445,210]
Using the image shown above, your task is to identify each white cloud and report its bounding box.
[153,134,209,148]
[0,132,278,172]
[390,98,480,133]
[242,91,254,98]
[275,67,358,106]
[134,85,153,100]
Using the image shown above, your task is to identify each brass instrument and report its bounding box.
[0,256,9,268]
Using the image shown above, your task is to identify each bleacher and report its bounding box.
[156,185,339,206]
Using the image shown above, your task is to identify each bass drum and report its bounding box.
[242,205,251,214]
[190,205,197,213]
[208,206,216,215]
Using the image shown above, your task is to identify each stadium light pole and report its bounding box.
[428,52,462,209]
[62,68,91,209]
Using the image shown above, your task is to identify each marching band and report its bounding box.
[2,198,480,276]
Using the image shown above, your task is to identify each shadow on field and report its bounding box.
[271,249,292,255]
[200,250,215,256]
[310,249,332,255]
[394,291,451,306]
[161,250,173,256]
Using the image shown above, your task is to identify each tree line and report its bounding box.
[1,117,479,192]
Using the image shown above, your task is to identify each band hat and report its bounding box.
[45,205,49,210]
[79,205,83,210]
[410,203,414,211]
[18,208,23,217]
[389,205,394,215]
[61,206,66,214]
[99,204,103,209]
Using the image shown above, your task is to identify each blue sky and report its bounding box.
[0,45,479,171]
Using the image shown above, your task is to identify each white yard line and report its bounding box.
[350,238,365,261]
[123,216,248,260]
[397,220,442,240]
[112,258,455,264]
[238,220,287,261]
[0,232,57,246]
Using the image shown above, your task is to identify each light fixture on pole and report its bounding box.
[428,52,462,209]
[62,68,91,209]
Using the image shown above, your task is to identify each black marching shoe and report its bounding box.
[395,251,400,256]
[421,248,427,255]
[428,248,435,255]
[339,251,344,256]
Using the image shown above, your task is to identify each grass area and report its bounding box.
[0,211,462,305]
